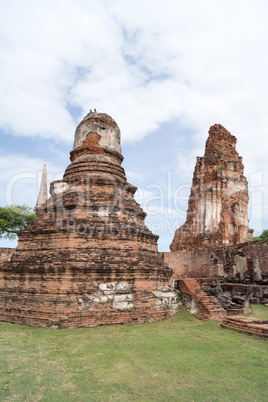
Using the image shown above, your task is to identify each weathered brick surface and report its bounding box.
[170,124,253,252]
[161,249,211,278]
[178,278,227,321]
[0,306,172,328]
[211,240,268,279]
[162,240,268,281]
[0,112,175,328]
[221,315,268,338]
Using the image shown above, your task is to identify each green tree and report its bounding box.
[0,205,36,240]
[253,229,268,241]
[259,229,268,239]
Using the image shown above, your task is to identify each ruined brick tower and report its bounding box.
[0,111,178,328]
[170,124,253,252]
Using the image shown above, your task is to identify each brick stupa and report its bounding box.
[0,111,178,328]
[170,124,253,251]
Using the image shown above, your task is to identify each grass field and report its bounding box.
[0,306,267,401]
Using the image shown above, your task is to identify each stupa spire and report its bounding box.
[36,164,48,209]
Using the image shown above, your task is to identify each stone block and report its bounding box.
[156,305,168,311]
[235,256,248,277]
[112,301,129,310]
[255,288,264,298]
[53,182,69,195]
[77,295,91,310]
[103,290,115,295]
[115,282,131,294]
[250,297,259,304]
[93,295,108,303]
[243,299,252,315]
[153,291,177,299]
[99,283,116,292]
[189,299,198,315]
[113,294,131,302]
[216,264,227,278]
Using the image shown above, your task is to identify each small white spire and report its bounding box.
[36,164,48,209]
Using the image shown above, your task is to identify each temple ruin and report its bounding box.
[170,124,253,252]
[0,115,267,330]
[0,111,178,328]
[164,124,268,329]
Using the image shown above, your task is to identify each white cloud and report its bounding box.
[0,153,64,207]
[1,0,267,151]
[1,0,268,248]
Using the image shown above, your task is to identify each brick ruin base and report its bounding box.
[1,236,267,327]
[162,240,268,282]
[1,240,268,327]
[161,241,268,321]
[221,316,268,338]
[0,247,179,328]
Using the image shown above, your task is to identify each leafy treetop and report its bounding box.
[253,229,268,241]
[0,205,36,240]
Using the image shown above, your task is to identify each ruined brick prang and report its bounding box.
[0,112,178,328]
[170,124,253,252]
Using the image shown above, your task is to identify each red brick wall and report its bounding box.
[162,240,268,279]
[161,249,211,278]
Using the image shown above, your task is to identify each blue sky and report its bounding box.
[0,0,268,251]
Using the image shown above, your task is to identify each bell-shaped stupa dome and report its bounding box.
[72,111,122,160]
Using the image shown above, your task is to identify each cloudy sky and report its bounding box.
[0,0,267,251]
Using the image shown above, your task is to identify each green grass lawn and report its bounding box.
[0,308,267,401]
[246,304,268,320]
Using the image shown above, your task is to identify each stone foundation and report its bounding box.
[0,306,174,329]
